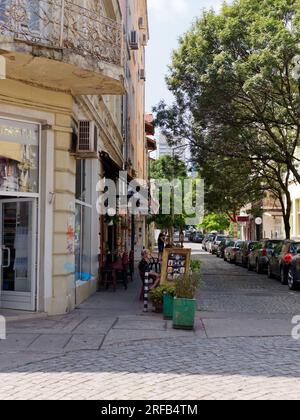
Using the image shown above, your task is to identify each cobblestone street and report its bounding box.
[1,244,300,400]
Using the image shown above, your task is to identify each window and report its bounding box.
[0,118,39,194]
[75,160,92,282]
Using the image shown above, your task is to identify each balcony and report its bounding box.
[0,0,125,95]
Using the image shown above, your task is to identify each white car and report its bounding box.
[206,236,216,253]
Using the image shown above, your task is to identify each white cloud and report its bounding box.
[148,0,189,22]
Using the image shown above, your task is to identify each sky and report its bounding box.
[146,0,225,112]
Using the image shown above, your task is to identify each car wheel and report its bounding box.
[288,269,299,291]
[267,264,274,279]
[280,267,288,285]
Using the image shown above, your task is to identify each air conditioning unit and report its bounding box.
[75,121,98,159]
[129,30,139,50]
[139,69,146,81]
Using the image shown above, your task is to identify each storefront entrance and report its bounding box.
[0,117,40,311]
[0,199,37,311]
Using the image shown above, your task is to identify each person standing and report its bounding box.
[158,231,166,261]
[179,230,185,248]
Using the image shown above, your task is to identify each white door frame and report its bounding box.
[0,198,38,311]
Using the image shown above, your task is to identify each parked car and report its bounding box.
[206,235,217,253]
[211,235,227,255]
[268,241,300,285]
[217,239,234,259]
[235,241,257,267]
[287,251,300,290]
[203,234,216,252]
[193,232,204,243]
[187,228,196,241]
[248,239,283,274]
[224,240,244,263]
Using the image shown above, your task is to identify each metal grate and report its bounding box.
[78,121,91,151]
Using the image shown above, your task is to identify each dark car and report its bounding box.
[224,240,244,263]
[211,235,227,255]
[268,241,300,285]
[287,251,300,291]
[235,241,257,267]
[248,239,284,274]
[193,232,204,243]
[188,231,197,242]
[217,239,234,258]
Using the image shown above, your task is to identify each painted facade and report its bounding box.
[0,0,149,315]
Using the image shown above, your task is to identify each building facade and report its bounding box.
[0,0,149,315]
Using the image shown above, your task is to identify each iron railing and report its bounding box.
[0,0,122,67]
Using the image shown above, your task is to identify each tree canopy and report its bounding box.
[154,0,300,238]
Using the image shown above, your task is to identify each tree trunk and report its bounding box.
[279,190,292,240]
[284,194,292,240]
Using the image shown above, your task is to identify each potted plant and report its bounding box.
[163,284,176,320]
[173,262,201,330]
[150,284,175,314]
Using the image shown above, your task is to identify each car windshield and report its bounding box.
[216,236,226,241]
[290,243,300,254]
[266,241,283,249]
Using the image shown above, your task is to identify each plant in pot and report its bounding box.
[150,284,175,314]
[162,284,176,320]
[173,264,201,330]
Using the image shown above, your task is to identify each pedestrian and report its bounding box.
[158,231,166,261]
[179,230,185,248]
[138,249,161,300]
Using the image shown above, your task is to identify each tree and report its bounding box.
[154,0,300,238]
[149,155,188,236]
[199,213,230,233]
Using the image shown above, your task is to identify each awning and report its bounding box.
[100,151,122,179]
[146,136,157,152]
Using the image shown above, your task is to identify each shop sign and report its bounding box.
[161,248,192,285]
[236,215,250,223]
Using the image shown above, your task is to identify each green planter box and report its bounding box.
[173,297,196,330]
[163,294,174,320]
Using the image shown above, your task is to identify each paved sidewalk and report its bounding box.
[1,245,300,400]
[0,272,206,372]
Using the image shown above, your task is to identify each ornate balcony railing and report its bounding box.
[0,0,122,67]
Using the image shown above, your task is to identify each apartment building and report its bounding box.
[0,0,149,315]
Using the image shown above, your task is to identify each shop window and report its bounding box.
[0,118,39,194]
[75,160,93,282]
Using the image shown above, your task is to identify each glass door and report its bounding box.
[0,199,37,311]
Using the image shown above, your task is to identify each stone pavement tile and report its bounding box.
[0,333,39,350]
[202,317,294,338]
[28,334,72,352]
[64,335,105,351]
[102,328,204,347]
[72,317,116,335]
[114,318,166,331]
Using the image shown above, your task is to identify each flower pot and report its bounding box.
[173,297,196,330]
[163,293,174,320]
